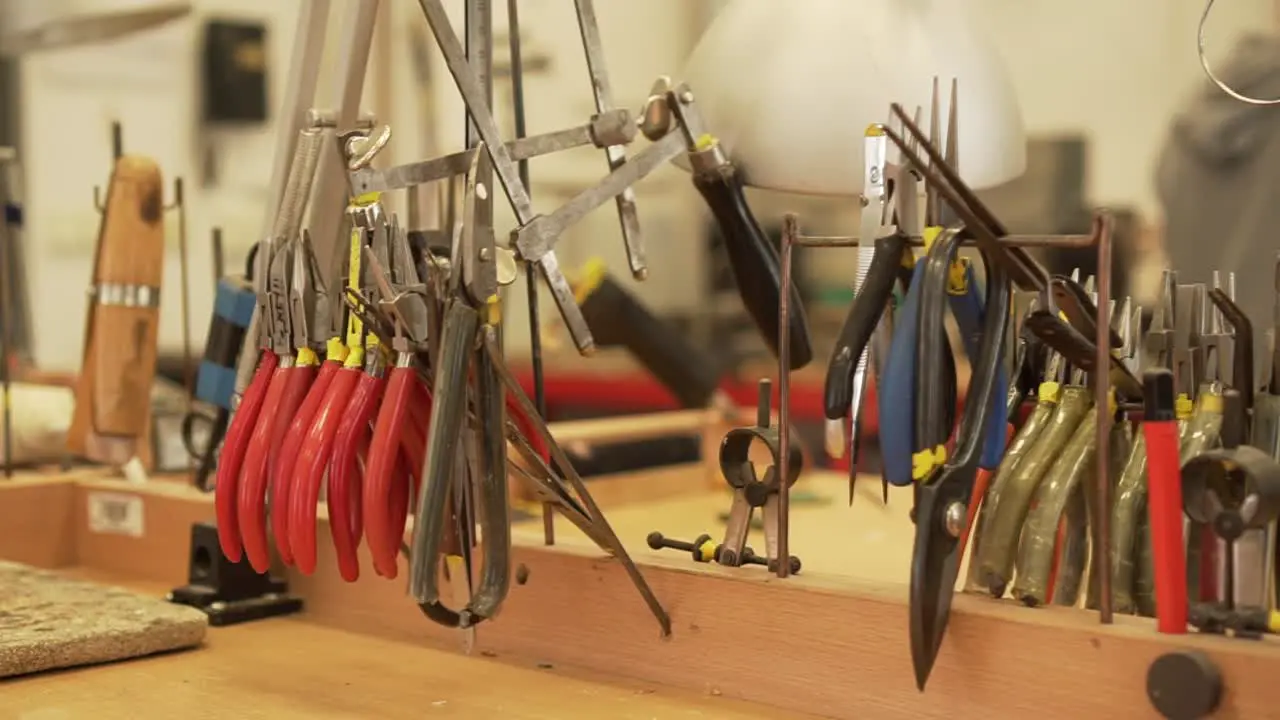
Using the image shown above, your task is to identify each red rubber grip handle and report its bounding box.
[364,366,419,580]
[214,350,278,562]
[328,372,386,582]
[270,359,338,565]
[237,364,291,573]
[288,366,360,575]
[1144,419,1188,634]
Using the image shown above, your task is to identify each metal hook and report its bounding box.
[165,176,184,211]
[1198,0,1280,105]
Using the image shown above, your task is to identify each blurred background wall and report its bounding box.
[7,0,1276,369]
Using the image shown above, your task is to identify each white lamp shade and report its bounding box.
[678,0,1027,196]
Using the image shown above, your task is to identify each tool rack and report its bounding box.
[8,405,1280,716]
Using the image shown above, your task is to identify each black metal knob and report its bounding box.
[1146,650,1222,719]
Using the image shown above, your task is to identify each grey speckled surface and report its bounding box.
[0,561,207,678]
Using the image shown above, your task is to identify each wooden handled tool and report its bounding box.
[67,154,167,469]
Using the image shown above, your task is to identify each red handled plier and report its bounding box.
[216,124,326,564]
[288,125,397,577]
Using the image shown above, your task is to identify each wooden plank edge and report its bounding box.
[11,476,1280,718]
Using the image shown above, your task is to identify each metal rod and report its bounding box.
[211,227,225,281]
[506,0,553,546]
[172,178,194,477]
[111,121,123,160]
[794,233,1096,249]
[776,214,799,579]
[1094,212,1114,624]
[0,178,11,479]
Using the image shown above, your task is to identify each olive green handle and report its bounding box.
[973,386,1093,596]
[1012,406,1100,606]
[963,396,1055,593]
[1109,432,1148,614]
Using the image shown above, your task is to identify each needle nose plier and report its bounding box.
[877,82,1008,496]
[215,122,325,565]
[823,122,915,503]
[286,125,394,577]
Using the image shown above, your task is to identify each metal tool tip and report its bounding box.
[633,267,649,281]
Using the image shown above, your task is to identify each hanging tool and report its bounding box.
[410,0,810,364]
[648,379,804,573]
[573,0,644,279]
[356,217,436,582]
[964,350,1063,593]
[881,106,1047,294]
[285,126,392,577]
[408,138,516,625]
[1012,377,1110,607]
[878,84,1043,689]
[877,88,958,493]
[907,222,1010,691]
[1145,368,1188,632]
[1109,299,1157,615]
[1012,287,1132,608]
[234,124,327,574]
[217,0,359,562]
[402,142,665,631]
[823,119,908,504]
[213,121,325,567]
[67,125,169,470]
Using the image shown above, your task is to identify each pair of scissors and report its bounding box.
[877,83,1036,692]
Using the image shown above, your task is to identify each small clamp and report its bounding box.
[648,379,804,574]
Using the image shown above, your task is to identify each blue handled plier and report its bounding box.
[877,81,1008,489]
[878,228,1009,487]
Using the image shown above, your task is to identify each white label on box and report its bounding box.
[87,492,145,538]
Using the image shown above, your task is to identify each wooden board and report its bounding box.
[4,572,808,720]
[5,472,1280,718]
[0,560,206,678]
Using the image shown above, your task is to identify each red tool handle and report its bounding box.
[288,366,361,575]
[364,365,427,580]
[236,363,292,573]
[269,363,317,480]
[271,359,338,565]
[328,371,387,582]
[214,350,278,562]
[1142,369,1187,634]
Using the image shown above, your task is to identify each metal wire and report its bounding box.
[1198,0,1280,105]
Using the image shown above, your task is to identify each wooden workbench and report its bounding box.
[4,574,808,719]
[4,461,1280,718]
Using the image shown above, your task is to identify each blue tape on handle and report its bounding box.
[946,263,1009,469]
[195,360,237,410]
[879,263,927,486]
[215,277,256,327]
[4,203,21,226]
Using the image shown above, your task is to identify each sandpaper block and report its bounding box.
[0,561,207,678]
